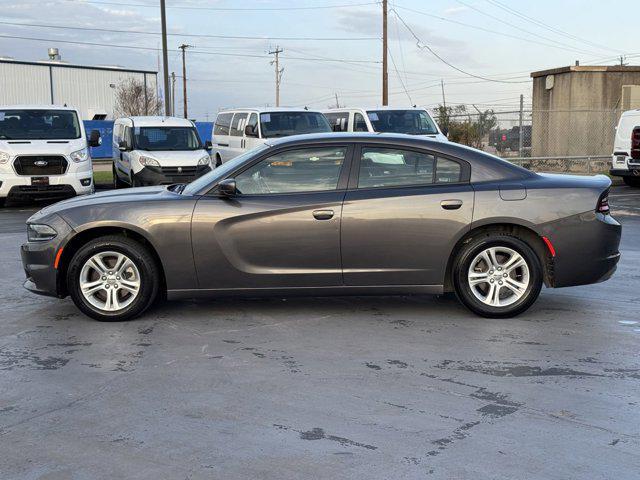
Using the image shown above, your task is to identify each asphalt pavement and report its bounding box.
[0,186,639,480]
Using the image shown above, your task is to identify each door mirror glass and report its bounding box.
[118,140,130,151]
[244,124,258,137]
[88,129,102,147]
[204,140,213,151]
[218,178,237,196]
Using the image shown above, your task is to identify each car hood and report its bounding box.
[28,186,172,223]
[0,138,86,157]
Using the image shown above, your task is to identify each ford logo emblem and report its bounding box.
[34,160,49,167]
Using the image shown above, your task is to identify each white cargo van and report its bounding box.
[611,109,640,187]
[323,106,448,142]
[211,108,331,164]
[112,116,212,187]
[0,105,100,205]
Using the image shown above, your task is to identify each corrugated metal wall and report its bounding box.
[0,61,158,120]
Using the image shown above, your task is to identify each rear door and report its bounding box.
[227,113,248,159]
[341,144,473,286]
[192,144,353,289]
[212,112,234,162]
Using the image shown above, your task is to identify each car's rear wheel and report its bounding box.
[67,235,160,321]
[453,234,543,318]
[623,176,640,187]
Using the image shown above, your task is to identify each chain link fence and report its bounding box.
[432,107,619,175]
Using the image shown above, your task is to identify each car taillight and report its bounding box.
[597,189,610,214]
[632,127,640,160]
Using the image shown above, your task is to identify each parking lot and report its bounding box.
[0,185,639,479]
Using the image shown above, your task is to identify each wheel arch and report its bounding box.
[56,225,167,298]
[444,221,554,292]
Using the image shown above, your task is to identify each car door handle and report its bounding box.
[441,199,463,210]
[312,209,334,220]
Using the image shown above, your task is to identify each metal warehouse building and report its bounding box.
[0,49,157,120]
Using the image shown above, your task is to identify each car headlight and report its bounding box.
[27,223,58,242]
[198,155,210,166]
[0,151,10,164]
[139,156,160,167]
[70,147,89,163]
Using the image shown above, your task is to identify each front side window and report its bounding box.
[354,113,368,132]
[230,113,248,137]
[246,113,259,136]
[213,113,233,136]
[235,147,346,195]
[134,127,202,151]
[0,109,80,140]
[358,147,462,188]
[324,112,349,132]
[259,112,332,138]
[366,110,438,135]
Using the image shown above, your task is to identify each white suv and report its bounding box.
[611,109,640,187]
[0,105,100,205]
[323,106,448,142]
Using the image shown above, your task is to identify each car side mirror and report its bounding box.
[88,129,102,147]
[441,126,449,137]
[204,140,213,151]
[218,178,236,197]
[118,140,130,152]
[244,125,258,137]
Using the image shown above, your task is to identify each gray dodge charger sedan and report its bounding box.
[21,133,621,321]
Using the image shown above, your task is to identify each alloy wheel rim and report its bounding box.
[467,246,530,308]
[79,251,141,312]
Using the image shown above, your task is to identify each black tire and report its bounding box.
[452,233,543,318]
[66,235,161,321]
[623,176,640,187]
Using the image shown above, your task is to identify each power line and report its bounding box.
[0,20,378,42]
[390,9,531,84]
[387,47,413,104]
[484,0,620,54]
[62,0,379,11]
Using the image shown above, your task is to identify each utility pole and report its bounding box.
[518,94,524,157]
[159,0,171,116]
[382,0,388,106]
[441,79,446,109]
[170,72,176,117]
[269,46,284,107]
[179,44,193,118]
[334,93,340,108]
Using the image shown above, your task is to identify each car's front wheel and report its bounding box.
[453,234,543,318]
[67,235,160,321]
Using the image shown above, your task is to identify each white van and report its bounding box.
[611,109,640,187]
[211,108,331,164]
[0,105,100,205]
[112,116,212,187]
[323,106,448,142]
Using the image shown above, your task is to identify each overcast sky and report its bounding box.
[0,0,636,121]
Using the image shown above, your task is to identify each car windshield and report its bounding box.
[182,143,271,195]
[367,110,439,135]
[134,126,202,151]
[0,109,81,140]
[259,112,331,138]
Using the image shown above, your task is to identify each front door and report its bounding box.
[341,145,474,286]
[192,144,352,289]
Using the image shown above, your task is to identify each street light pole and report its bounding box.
[382,0,388,106]
[159,0,171,116]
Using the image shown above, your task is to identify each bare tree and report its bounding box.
[113,78,163,117]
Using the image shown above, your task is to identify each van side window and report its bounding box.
[354,113,368,132]
[214,113,233,136]
[324,113,348,132]
[246,113,259,136]
[230,113,248,137]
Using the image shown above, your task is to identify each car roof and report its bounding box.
[117,116,195,127]
[322,106,428,113]
[217,107,324,114]
[0,104,79,112]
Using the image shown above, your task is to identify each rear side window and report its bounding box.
[214,113,233,136]
[230,113,248,137]
[358,147,463,188]
[325,112,349,132]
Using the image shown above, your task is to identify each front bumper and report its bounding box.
[0,169,93,200]
[545,212,621,288]
[610,168,640,177]
[20,214,74,298]
[132,165,211,186]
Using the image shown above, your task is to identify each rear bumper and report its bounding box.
[610,168,640,177]
[545,212,621,288]
[133,165,211,186]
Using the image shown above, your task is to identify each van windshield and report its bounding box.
[0,109,81,140]
[134,126,202,151]
[260,112,331,138]
[367,110,438,135]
